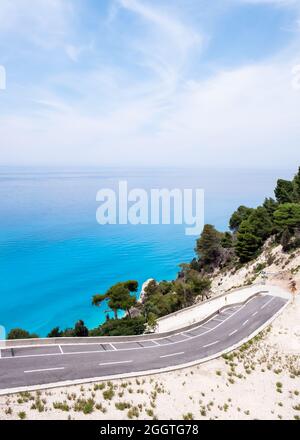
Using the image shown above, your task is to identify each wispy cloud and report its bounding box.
[0,0,300,169]
[115,0,203,88]
[0,0,80,60]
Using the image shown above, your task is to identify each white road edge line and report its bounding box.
[160,352,184,359]
[229,329,238,336]
[203,341,219,348]
[24,367,65,374]
[99,360,132,366]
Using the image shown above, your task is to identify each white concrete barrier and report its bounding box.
[156,283,290,333]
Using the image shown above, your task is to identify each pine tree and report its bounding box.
[195,224,222,267]
[274,179,294,204]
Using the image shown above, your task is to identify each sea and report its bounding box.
[0,166,293,336]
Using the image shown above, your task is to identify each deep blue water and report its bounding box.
[0,167,293,336]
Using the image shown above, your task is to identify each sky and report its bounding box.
[0,0,300,168]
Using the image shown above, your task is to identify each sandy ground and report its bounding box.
[0,294,299,420]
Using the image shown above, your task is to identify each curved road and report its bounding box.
[0,294,287,393]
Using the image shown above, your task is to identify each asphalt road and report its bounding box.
[0,294,287,392]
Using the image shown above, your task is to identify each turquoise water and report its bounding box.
[0,167,292,336]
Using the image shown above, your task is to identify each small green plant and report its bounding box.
[146,408,154,417]
[94,383,105,391]
[18,412,26,420]
[183,413,194,420]
[115,402,131,411]
[53,401,70,412]
[127,406,139,419]
[95,403,107,413]
[103,388,115,401]
[74,398,95,414]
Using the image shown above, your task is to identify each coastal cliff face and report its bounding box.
[209,239,300,297]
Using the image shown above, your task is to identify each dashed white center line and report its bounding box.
[160,352,184,359]
[203,341,219,348]
[242,319,249,326]
[252,311,258,317]
[229,329,238,336]
[24,367,65,374]
[99,360,132,366]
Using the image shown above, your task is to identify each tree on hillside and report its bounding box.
[263,197,278,217]
[7,328,39,340]
[196,224,222,268]
[90,316,146,337]
[235,221,262,263]
[143,279,159,300]
[187,271,212,301]
[92,281,138,320]
[274,203,300,232]
[292,167,300,202]
[47,327,63,338]
[235,207,273,262]
[173,279,194,307]
[221,231,233,248]
[275,179,294,204]
[247,207,274,240]
[229,206,254,232]
[74,320,89,337]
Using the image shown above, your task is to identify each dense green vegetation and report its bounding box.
[90,316,146,337]
[92,281,138,319]
[7,328,39,340]
[7,167,300,339]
